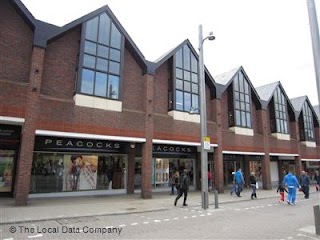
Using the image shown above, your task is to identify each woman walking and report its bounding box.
[249,172,257,199]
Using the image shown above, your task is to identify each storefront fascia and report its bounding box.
[31,130,145,198]
[151,139,216,192]
[270,153,299,187]
[0,119,24,197]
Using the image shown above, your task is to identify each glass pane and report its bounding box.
[85,17,98,41]
[235,110,241,126]
[192,94,199,110]
[183,45,190,70]
[97,45,109,58]
[239,77,244,92]
[175,49,183,68]
[176,68,183,79]
[240,93,245,102]
[176,79,183,90]
[83,54,96,68]
[244,80,249,94]
[176,90,183,111]
[184,81,191,92]
[245,94,250,103]
[191,73,198,83]
[276,119,280,132]
[234,78,239,91]
[184,70,190,81]
[240,102,245,111]
[108,75,120,99]
[246,103,250,111]
[184,92,191,112]
[241,111,246,127]
[110,23,121,49]
[234,92,239,100]
[84,41,96,55]
[246,112,251,127]
[98,13,111,45]
[109,61,120,74]
[110,49,121,62]
[96,58,108,72]
[94,72,107,97]
[192,83,198,93]
[191,53,198,73]
[284,121,288,133]
[235,101,240,110]
[80,69,94,94]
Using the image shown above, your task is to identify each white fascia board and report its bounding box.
[35,130,146,143]
[222,150,265,156]
[153,139,218,147]
[0,116,25,125]
[269,153,299,157]
[301,158,320,161]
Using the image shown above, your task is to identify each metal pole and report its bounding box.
[306,0,320,111]
[198,24,209,210]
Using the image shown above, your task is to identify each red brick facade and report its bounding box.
[1,0,320,205]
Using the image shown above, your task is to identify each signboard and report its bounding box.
[0,125,21,141]
[203,137,210,150]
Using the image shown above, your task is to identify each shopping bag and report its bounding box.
[256,182,259,189]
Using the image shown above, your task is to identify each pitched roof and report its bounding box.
[313,105,320,119]
[214,66,240,86]
[256,81,279,102]
[291,96,307,113]
[13,1,148,73]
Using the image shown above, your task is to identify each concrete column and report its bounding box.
[14,47,45,205]
[141,74,154,199]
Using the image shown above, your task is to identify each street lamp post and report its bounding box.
[198,24,215,210]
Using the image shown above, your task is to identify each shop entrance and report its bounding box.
[223,160,242,186]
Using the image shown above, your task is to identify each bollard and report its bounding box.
[314,205,320,235]
[214,189,219,209]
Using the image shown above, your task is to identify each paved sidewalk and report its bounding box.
[0,188,311,224]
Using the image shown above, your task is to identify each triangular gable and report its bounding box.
[291,96,319,125]
[153,39,216,95]
[10,0,37,30]
[313,105,320,120]
[214,66,261,108]
[256,81,295,114]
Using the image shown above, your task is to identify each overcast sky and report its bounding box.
[21,0,320,105]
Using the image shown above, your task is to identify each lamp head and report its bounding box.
[208,31,215,41]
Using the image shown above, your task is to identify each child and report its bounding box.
[276,184,288,203]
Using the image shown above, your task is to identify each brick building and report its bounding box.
[1,0,319,205]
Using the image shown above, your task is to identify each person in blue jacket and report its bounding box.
[300,171,310,199]
[234,168,245,197]
[282,171,300,205]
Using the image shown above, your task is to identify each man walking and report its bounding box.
[174,169,190,207]
[234,168,245,197]
[282,171,300,205]
[300,171,310,199]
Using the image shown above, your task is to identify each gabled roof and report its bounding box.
[153,39,216,96]
[12,1,148,73]
[214,66,261,108]
[10,0,37,30]
[313,105,320,120]
[256,81,295,112]
[291,96,319,123]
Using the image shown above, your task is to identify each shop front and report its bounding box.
[32,135,131,195]
[270,154,297,187]
[134,143,197,192]
[0,124,21,196]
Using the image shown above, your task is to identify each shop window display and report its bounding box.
[31,153,126,193]
[0,150,15,192]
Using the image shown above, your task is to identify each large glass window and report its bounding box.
[274,87,288,134]
[233,71,252,128]
[302,102,315,141]
[79,13,122,100]
[174,45,199,112]
[31,152,127,193]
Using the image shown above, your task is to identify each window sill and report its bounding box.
[74,94,122,112]
[168,110,200,123]
[301,141,316,148]
[271,133,290,141]
[229,126,254,136]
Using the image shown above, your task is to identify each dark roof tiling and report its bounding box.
[256,81,279,102]
[214,67,240,86]
[291,96,307,112]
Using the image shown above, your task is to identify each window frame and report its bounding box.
[301,102,315,141]
[273,87,289,134]
[77,13,124,100]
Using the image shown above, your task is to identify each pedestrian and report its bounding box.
[276,183,288,203]
[282,171,300,205]
[171,169,180,195]
[314,170,320,191]
[208,170,212,192]
[174,169,190,207]
[300,171,310,199]
[234,168,245,197]
[249,172,257,199]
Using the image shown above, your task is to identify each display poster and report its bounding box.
[0,150,15,192]
[63,155,98,191]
